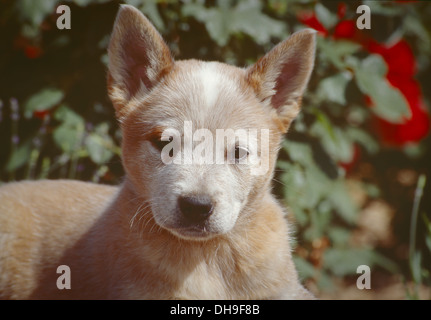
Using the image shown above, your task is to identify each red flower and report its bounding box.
[25,45,43,59]
[297,12,328,37]
[366,39,430,146]
[33,110,50,120]
[387,76,421,109]
[337,3,347,20]
[333,19,372,45]
[375,107,430,146]
[367,40,416,77]
[297,4,430,146]
[333,20,356,39]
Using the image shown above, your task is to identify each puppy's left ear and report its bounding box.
[246,29,316,131]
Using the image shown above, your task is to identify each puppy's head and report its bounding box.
[107,5,315,240]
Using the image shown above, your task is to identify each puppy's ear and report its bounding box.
[246,29,316,132]
[107,5,174,117]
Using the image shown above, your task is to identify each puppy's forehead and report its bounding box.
[191,61,236,110]
[153,60,264,130]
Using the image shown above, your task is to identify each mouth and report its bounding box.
[167,224,218,241]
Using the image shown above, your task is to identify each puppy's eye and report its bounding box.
[151,136,173,152]
[234,146,249,162]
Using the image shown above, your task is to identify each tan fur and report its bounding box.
[0,5,316,299]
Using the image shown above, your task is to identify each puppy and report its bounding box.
[0,5,316,299]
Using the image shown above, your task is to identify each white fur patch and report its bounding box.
[195,63,239,110]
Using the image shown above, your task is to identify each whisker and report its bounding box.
[272,178,288,188]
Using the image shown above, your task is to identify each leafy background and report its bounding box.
[0,0,430,299]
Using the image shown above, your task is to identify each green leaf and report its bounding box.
[327,179,358,224]
[410,251,422,284]
[354,55,411,123]
[328,227,351,247]
[16,0,58,26]
[54,104,84,125]
[5,141,32,172]
[282,140,314,167]
[318,38,361,69]
[316,72,351,105]
[282,140,337,211]
[182,0,286,46]
[323,248,397,276]
[362,53,387,77]
[281,163,307,201]
[278,161,309,216]
[72,0,94,6]
[293,256,316,280]
[290,203,309,227]
[323,248,360,276]
[311,109,336,140]
[426,236,431,254]
[315,3,337,30]
[403,15,430,52]
[306,208,331,240]
[24,88,64,118]
[53,124,84,154]
[363,0,403,16]
[230,0,286,45]
[72,0,111,6]
[423,214,431,236]
[182,4,226,44]
[268,0,288,15]
[345,127,379,155]
[84,123,116,165]
[283,140,357,226]
[85,134,114,165]
[316,272,334,289]
[53,106,85,154]
[310,122,354,163]
[363,183,381,198]
[302,164,330,210]
[423,214,431,253]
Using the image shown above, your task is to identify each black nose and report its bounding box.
[178,195,214,223]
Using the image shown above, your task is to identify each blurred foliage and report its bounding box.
[407,175,430,299]
[0,0,430,295]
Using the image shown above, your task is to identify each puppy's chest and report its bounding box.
[169,258,278,300]
[173,261,232,299]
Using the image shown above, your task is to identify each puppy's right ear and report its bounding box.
[107,5,174,117]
